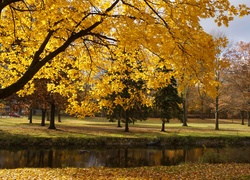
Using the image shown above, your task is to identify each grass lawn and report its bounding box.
[0,116,249,147]
[0,116,249,138]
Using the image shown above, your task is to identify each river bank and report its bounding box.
[1,132,250,148]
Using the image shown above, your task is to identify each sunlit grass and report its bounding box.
[0,116,250,139]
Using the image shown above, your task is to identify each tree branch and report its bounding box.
[29,30,55,68]
[0,0,120,99]
[0,0,22,14]
[143,0,173,36]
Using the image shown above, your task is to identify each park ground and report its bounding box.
[0,116,250,179]
[0,116,250,147]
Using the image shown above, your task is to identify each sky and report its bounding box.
[200,0,250,43]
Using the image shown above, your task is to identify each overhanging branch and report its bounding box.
[0,1,119,99]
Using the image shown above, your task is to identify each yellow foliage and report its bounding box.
[0,0,249,117]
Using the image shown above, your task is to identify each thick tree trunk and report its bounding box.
[28,109,32,123]
[240,111,245,125]
[215,95,219,130]
[125,110,129,132]
[161,120,165,132]
[41,108,46,126]
[117,118,122,127]
[48,102,56,129]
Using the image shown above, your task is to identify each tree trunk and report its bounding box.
[247,111,250,127]
[117,118,122,127]
[58,109,61,123]
[182,98,188,126]
[28,109,32,123]
[125,110,129,132]
[215,95,219,130]
[200,95,205,119]
[240,111,245,125]
[161,119,165,132]
[41,108,46,126]
[48,101,56,129]
[46,110,50,121]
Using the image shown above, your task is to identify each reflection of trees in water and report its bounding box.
[160,148,205,165]
[103,148,203,167]
[25,150,48,168]
[0,146,250,168]
[48,150,53,167]
[104,148,161,167]
[161,149,184,166]
[39,151,44,167]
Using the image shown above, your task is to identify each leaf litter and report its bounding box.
[0,163,250,180]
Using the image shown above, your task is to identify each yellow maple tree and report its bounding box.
[0,0,249,117]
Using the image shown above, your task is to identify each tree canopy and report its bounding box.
[0,0,249,117]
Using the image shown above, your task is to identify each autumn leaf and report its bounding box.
[0,0,249,117]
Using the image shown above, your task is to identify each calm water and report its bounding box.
[0,146,250,169]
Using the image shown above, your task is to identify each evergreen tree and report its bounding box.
[155,77,183,132]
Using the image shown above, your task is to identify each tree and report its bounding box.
[2,93,29,117]
[41,87,68,129]
[175,32,228,127]
[181,88,189,127]
[188,85,214,119]
[23,78,50,126]
[103,56,150,132]
[0,0,249,117]
[208,31,231,130]
[155,76,183,132]
[17,78,67,129]
[222,41,250,125]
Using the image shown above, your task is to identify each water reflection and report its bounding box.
[0,146,249,169]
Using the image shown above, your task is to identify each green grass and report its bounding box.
[0,116,249,137]
[0,116,250,147]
